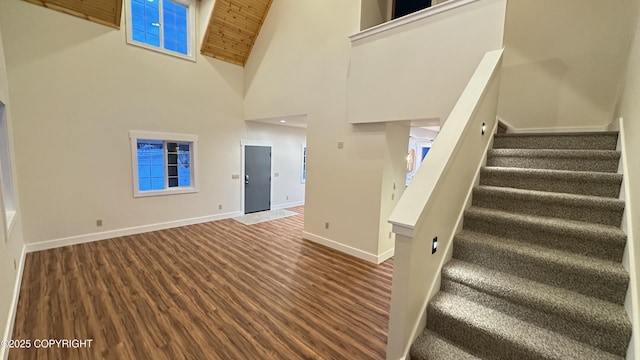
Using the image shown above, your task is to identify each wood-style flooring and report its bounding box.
[9,207,394,359]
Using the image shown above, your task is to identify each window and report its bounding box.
[125,0,196,60]
[0,102,16,236]
[129,131,198,197]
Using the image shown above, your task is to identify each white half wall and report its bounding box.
[617,5,640,359]
[498,0,640,130]
[347,0,507,124]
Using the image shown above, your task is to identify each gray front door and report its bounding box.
[245,146,271,214]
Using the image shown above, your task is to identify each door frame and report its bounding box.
[240,139,273,214]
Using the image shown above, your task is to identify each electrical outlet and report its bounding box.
[325,222,329,229]
[96,219,103,227]
[219,204,223,210]
[232,174,240,179]
[337,141,344,149]
[274,172,279,177]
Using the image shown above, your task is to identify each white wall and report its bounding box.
[618,4,640,359]
[348,0,507,124]
[245,0,394,261]
[1,0,248,244]
[361,0,388,30]
[499,0,639,131]
[0,4,26,357]
[198,0,216,47]
[378,122,410,256]
[1,0,311,247]
[244,122,306,208]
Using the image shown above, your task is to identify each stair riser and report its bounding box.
[427,305,542,360]
[479,171,621,198]
[453,239,628,304]
[441,279,630,356]
[486,156,619,172]
[472,191,624,227]
[463,214,625,262]
[493,135,618,150]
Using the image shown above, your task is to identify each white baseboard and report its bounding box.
[495,117,609,134]
[302,231,384,264]
[509,125,609,133]
[2,245,26,360]
[25,211,243,253]
[271,201,305,211]
[377,247,395,264]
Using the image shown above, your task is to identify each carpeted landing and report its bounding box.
[410,132,631,360]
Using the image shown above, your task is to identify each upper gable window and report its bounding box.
[125,0,196,61]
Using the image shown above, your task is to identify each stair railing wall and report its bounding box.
[617,117,639,360]
[386,48,504,360]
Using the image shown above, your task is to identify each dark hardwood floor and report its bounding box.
[9,207,394,359]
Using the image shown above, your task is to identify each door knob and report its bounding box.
[245,174,249,184]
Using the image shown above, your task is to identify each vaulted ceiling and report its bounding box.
[23,0,123,29]
[201,0,273,66]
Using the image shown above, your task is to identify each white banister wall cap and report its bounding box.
[387,49,504,235]
[349,0,483,43]
[391,222,416,238]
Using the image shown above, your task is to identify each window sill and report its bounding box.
[134,187,198,198]
[126,39,196,62]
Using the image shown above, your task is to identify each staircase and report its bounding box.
[410,132,631,360]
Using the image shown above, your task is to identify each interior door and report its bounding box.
[244,145,271,214]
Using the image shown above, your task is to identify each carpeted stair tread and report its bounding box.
[427,292,623,360]
[486,149,620,172]
[472,185,624,226]
[441,260,631,355]
[463,206,626,261]
[479,166,622,198]
[454,230,628,304]
[488,148,620,159]
[493,132,618,150]
[414,131,630,358]
[410,329,481,360]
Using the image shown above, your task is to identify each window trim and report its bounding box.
[129,130,199,197]
[124,0,197,62]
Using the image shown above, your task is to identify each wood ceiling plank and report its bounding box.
[23,0,122,28]
[201,0,272,66]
